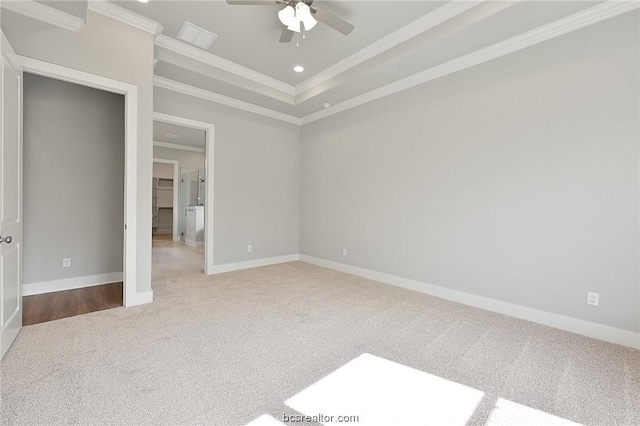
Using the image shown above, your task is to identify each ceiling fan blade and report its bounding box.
[225,0,280,5]
[279,28,294,43]
[311,6,354,35]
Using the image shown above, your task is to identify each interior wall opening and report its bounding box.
[152,119,207,280]
[21,73,126,325]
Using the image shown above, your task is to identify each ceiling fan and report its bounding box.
[225,0,355,43]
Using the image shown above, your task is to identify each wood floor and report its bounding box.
[22,282,123,326]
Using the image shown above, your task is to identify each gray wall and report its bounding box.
[23,74,124,284]
[153,147,204,171]
[153,162,174,179]
[300,13,640,332]
[155,88,301,265]
[3,9,155,293]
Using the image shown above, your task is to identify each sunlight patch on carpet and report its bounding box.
[245,414,286,426]
[486,398,582,426]
[285,353,484,425]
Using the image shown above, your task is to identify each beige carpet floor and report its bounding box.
[1,261,639,425]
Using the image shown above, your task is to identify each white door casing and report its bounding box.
[0,32,23,359]
[18,56,143,307]
[152,112,215,274]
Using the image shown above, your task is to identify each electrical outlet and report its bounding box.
[343,248,347,256]
[247,245,252,253]
[62,258,71,268]
[587,292,599,307]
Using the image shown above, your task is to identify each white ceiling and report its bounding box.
[5,0,628,123]
[35,0,87,18]
[154,121,206,148]
[115,1,444,84]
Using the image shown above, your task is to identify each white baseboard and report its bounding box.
[23,272,124,296]
[125,290,154,307]
[299,255,640,350]
[185,239,204,248]
[211,254,300,274]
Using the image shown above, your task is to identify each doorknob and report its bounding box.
[0,236,12,244]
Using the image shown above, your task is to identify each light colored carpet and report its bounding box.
[1,260,639,425]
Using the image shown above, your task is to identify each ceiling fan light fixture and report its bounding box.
[296,2,317,31]
[278,5,295,26]
[287,18,301,33]
[301,15,317,31]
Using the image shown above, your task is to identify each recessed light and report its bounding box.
[322,103,332,109]
[165,133,179,139]
[138,0,149,3]
[293,65,304,73]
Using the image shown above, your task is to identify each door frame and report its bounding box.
[152,158,180,242]
[19,56,139,306]
[153,112,215,274]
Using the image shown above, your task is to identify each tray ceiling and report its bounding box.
[3,0,635,125]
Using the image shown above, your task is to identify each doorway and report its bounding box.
[21,73,128,325]
[152,159,179,241]
[18,57,140,309]
[151,113,214,279]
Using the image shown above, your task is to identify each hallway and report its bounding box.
[152,236,204,280]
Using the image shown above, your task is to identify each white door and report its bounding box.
[0,32,23,359]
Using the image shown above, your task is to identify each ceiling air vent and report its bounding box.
[177,21,218,50]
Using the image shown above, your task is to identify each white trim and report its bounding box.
[1,32,23,360]
[154,76,302,126]
[301,1,640,125]
[211,254,300,274]
[299,255,640,350]
[294,0,482,96]
[149,1,638,127]
[1,0,85,31]
[1,33,22,71]
[23,272,123,296]
[154,141,205,153]
[153,112,215,275]
[19,56,141,308]
[88,0,163,36]
[153,158,180,242]
[125,290,154,307]
[155,35,294,96]
[185,239,204,248]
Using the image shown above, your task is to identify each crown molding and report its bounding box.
[1,0,85,31]
[294,0,483,96]
[152,1,484,102]
[155,35,295,97]
[301,0,640,125]
[154,76,301,126]
[153,141,205,153]
[88,0,163,36]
